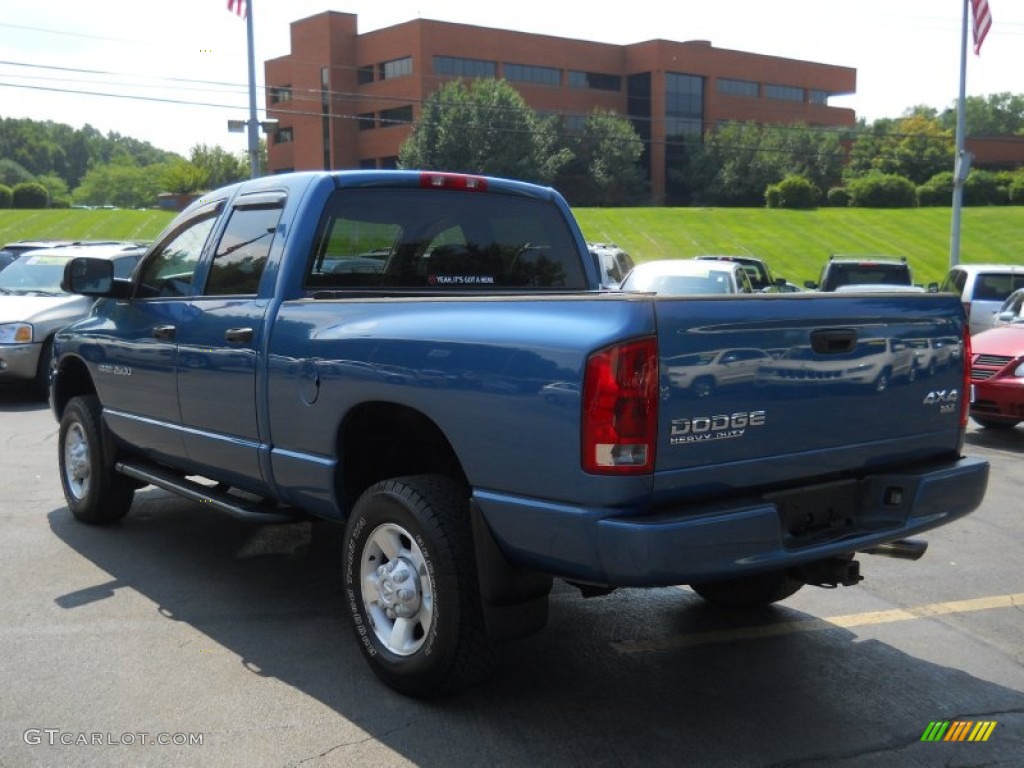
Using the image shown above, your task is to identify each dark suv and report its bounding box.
[806,255,913,292]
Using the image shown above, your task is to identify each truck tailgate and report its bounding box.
[652,293,967,501]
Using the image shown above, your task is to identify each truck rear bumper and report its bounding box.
[474,456,989,587]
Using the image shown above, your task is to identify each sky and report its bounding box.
[1,0,1022,159]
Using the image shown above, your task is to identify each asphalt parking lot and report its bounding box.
[1,383,1021,767]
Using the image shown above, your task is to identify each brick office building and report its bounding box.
[265,12,856,203]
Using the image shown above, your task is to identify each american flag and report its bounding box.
[971,0,992,55]
[227,0,247,19]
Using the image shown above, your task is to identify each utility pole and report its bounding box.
[245,0,260,178]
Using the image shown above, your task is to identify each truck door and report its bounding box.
[99,202,223,463]
[175,191,285,493]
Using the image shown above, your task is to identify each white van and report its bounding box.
[939,264,1024,335]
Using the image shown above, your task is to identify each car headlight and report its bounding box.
[0,323,33,344]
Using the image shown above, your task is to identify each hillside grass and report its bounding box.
[2,206,1021,287]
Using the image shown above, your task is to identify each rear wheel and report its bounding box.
[342,474,492,698]
[58,395,134,524]
[690,570,803,608]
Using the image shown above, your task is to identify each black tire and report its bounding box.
[58,395,134,524]
[342,474,493,698]
[690,570,803,608]
[971,416,1020,430]
[33,337,54,401]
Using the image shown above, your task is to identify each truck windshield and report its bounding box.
[305,188,586,291]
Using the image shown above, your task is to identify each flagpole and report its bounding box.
[245,0,260,178]
[949,0,971,268]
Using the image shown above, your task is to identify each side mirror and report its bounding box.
[62,257,121,297]
[804,280,818,289]
[927,282,939,293]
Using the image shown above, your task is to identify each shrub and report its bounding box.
[917,172,953,207]
[847,173,917,208]
[12,182,50,209]
[964,170,1006,206]
[1009,174,1024,205]
[775,174,820,209]
[764,184,781,209]
[0,184,12,208]
[826,187,851,207]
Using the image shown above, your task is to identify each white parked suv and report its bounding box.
[939,264,1024,335]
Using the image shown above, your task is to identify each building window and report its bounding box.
[357,113,376,131]
[270,86,292,104]
[379,57,412,80]
[359,159,377,170]
[567,71,621,92]
[808,89,829,105]
[357,65,374,85]
[764,84,804,102]
[665,72,704,138]
[434,55,496,78]
[503,63,561,86]
[379,156,399,170]
[716,78,758,98]
[379,106,413,126]
[275,127,294,144]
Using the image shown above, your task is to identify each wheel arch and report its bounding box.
[336,401,468,513]
[51,354,98,420]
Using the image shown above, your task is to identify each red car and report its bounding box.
[970,326,1024,429]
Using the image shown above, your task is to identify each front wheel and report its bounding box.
[690,570,803,608]
[342,475,492,698]
[58,395,134,524]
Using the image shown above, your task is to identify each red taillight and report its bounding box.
[419,172,488,192]
[961,324,972,429]
[582,337,658,474]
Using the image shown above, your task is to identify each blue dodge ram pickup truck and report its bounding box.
[51,170,989,697]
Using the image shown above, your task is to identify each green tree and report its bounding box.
[846,115,953,185]
[190,144,248,188]
[0,158,34,187]
[72,157,163,208]
[399,79,570,184]
[36,173,71,206]
[0,184,12,208]
[685,122,843,206]
[159,159,209,194]
[939,92,1024,136]
[555,110,646,205]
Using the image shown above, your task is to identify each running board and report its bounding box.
[116,461,300,523]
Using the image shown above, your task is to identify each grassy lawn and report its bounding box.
[575,206,1024,286]
[2,206,1021,287]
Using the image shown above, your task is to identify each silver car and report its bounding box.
[0,243,145,397]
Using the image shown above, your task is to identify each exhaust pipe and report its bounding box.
[860,538,928,561]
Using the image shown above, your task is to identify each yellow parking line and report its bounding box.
[611,592,1024,654]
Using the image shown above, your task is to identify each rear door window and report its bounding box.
[204,194,284,295]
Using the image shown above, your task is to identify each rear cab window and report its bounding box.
[304,188,586,292]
